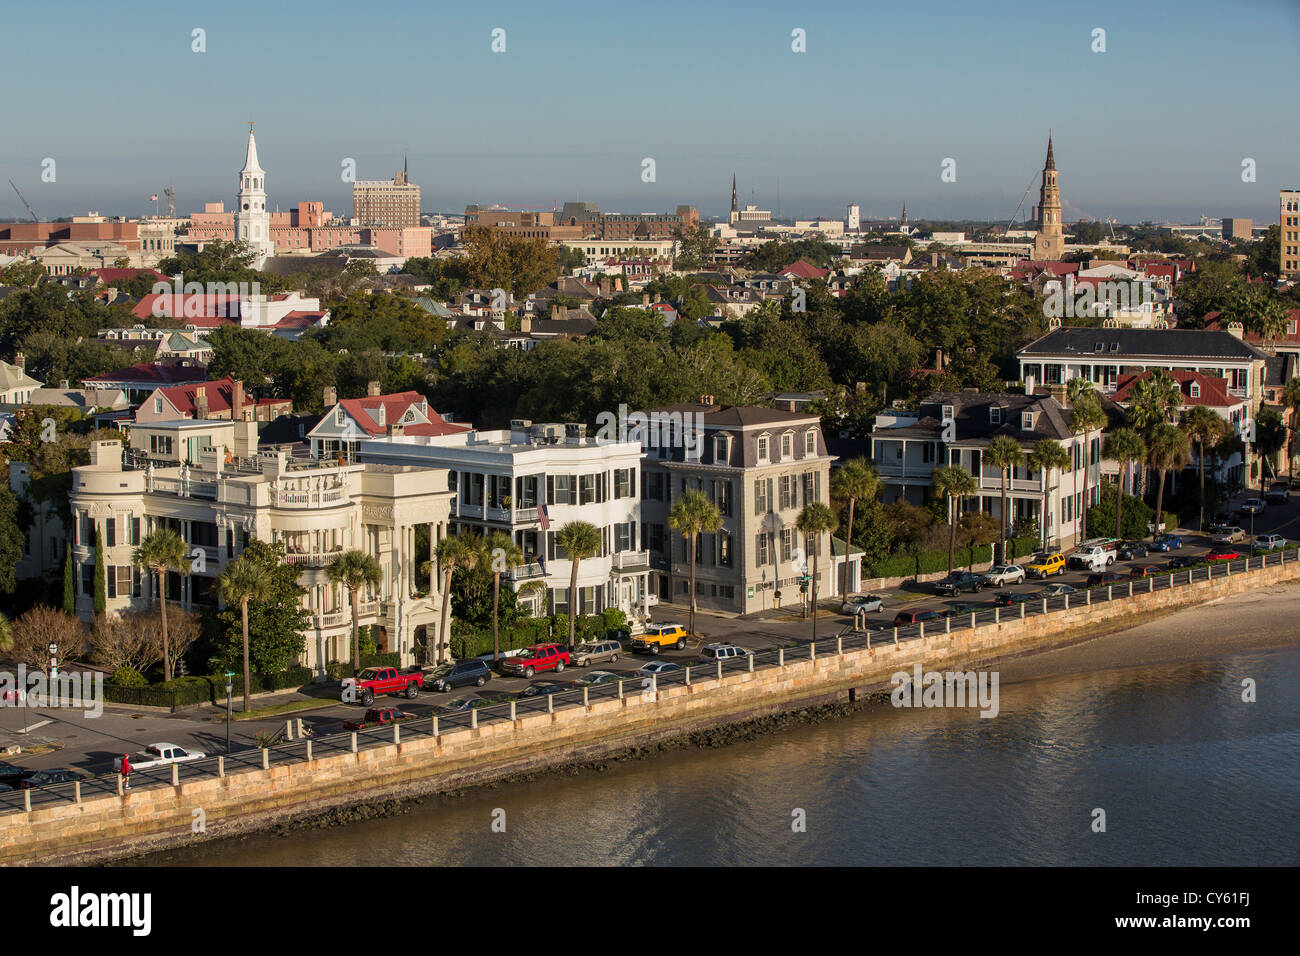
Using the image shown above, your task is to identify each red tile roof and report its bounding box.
[338,391,471,437]
[88,267,168,284]
[133,293,242,322]
[777,259,830,279]
[1112,370,1239,408]
[154,377,288,417]
[83,363,210,386]
[1204,309,1300,345]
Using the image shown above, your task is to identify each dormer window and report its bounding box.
[1022,412,1035,431]
[781,432,794,459]
[804,430,816,455]
[1190,382,1200,399]
[1109,343,1120,352]
[941,404,954,421]
[1094,342,1104,352]
[757,435,770,462]
[714,435,730,463]
[989,406,1002,424]
[335,408,345,426]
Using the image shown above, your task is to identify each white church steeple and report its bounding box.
[235,122,273,266]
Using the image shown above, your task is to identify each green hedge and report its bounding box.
[866,536,1039,580]
[450,609,628,660]
[105,666,316,708]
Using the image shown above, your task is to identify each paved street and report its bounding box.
[4,486,1296,780]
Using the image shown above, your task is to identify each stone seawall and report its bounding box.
[3,557,1297,865]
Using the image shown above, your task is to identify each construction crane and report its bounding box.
[8,180,38,222]
[163,185,176,219]
[1004,170,1038,236]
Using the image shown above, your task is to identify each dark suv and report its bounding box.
[427,659,491,692]
[933,571,983,596]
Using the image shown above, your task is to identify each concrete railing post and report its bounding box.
[918,623,924,638]
[837,636,843,655]
[1149,576,1154,593]
[1042,598,1048,614]
[1086,589,1091,605]
[285,719,294,742]
[583,687,589,706]
[893,628,899,646]
[24,789,31,812]
[217,756,225,778]
[685,666,691,686]
[811,642,817,660]
[945,616,950,634]
[1019,602,1025,619]
[261,749,270,770]
[472,708,479,728]
[1107,586,1113,601]
[305,740,313,761]
[1128,581,1134,597]
[867,632,872,649]
[1064,594,1069,610]
[350,733,358,753]
[970,612,976,629]
[748,654,754,671]
[510,700,517,721]
[547,695,553,714]
[432,715,439,737]
[618,680,624,700]
[393,724,401,745]
[716,660,723,680]
[994,607,1000,624]
[779,648,785,667]
[117,775,124,795]
[172,763,180,786]
[74,781,81,804]
[651,675,658,699]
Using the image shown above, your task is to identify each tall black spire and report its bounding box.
[731,173,737,215]
[1045,130,1055,171]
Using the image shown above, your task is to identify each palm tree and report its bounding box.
[427,536,475,664]
[666,490,722,638]
[132,528,188,680]
[1281,376,1300,476]
[326,550,381,673]
[931,465,978,574]
[554,521,602,649]
[1181,405,1229,531]
[1066,377,1097,406]
[795,501,837,642]
[1026,440,1072,551]
[984,435,1024,563]
[1069,393,1107,542]
[1103,428,1147,540]
[484,531,523,664]
[1127,370,1182,434]
[1146,422,1190,539]
[829,457,878,598]
[217,551,272,712]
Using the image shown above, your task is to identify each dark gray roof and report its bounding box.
[1019,327,1265,361]
[873,391,1085,445]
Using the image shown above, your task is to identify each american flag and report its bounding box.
[538,504,550,530]
[150,194,158,202]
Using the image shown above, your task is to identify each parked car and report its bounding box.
[1128,564,1162,579]
[982,565,1026,587]
[1207,512,1237,533]
[634,661,682,679]
[1207,546,1241,560]
[17,769,82,789]
[1256,533,1287,550]
[933,571,984,596]
[1024,552,1066,578]
[1069,542,1118,570]
[631,623,689,655]
[516,681,578,698]
[943,601,980,616]
[1166,555,1200,570]
[993,591,1035,606]
[342,708,409,732]
[1117,541,1149,560]
[1086,571,1123,586]
[439,694,511,713]
[1265,482,1290,504]
[113,743,206,773]
[700,643,752,661]
[1149,534,1184,552]
[1035,583,1077,597]
[1241,498,1267,515]
[841,594,885,614]
[345,666,423,706]
[499,643,570,678]
[576,670,622,686]
[0,762,33,787]
[570,639,622,667]
[427,659,492,692]
[1212,527,1246,544]
[892,609,940,626]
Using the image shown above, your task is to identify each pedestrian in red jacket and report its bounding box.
[120,753,131,790]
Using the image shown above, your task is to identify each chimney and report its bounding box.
[13,352,23,369]
[232,379,245,421]
[1227,322,1244,340]
[367,380,381,397]
[934,348,944,371]
[323,385,338,406]
[699,394,716,406]
[519,314,532,333]
[60,379,69,389]
[388,422,405,437]
[1047,383,1068,407]
[641,293,650,306]
[193,385,209,420]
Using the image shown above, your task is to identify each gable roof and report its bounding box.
[1112,370,1239,409]
[83,363,210,387]
[0,360,42,392]
[333,391,470,438]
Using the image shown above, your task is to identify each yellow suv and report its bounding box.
[1025,552,1065,579]
[631,623,688,655]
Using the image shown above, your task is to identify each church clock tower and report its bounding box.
[235,123,274,266]
[1033,131,1065,261]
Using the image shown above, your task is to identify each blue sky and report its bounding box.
[1,0,1297,224]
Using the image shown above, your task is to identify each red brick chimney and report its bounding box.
[193,385,209,420]
[232,379,245,421]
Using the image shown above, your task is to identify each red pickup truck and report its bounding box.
[345,667,423,706]
[500,643,571,678]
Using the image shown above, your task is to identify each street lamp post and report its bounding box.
[224,672,235,754]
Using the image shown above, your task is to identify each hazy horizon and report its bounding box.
[2,0,1296,226]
